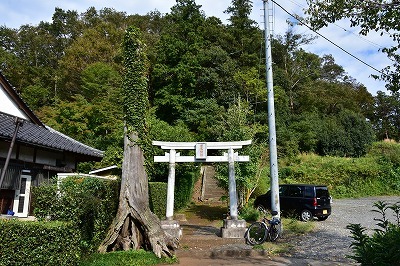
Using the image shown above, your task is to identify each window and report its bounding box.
[316,187,330,198]
[304,186,314,198]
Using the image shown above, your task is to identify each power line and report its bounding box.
[286,0,384,49]
[271,0,385,75]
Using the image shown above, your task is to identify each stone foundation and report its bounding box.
[220,219,247,239]
[161,219,182,239]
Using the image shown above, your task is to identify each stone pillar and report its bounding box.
[228,148,238,219]
[161,219,182,239]
[162,149,181,239]
[166,149,176,220]
[221,218,247,238]
[221,148,247,238]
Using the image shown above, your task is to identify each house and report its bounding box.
[0,72,103,217]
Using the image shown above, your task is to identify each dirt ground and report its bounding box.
[166,202,350,266]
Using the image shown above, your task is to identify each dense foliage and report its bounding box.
[0,220,81,266]
[148,182,167,218]
[273,142,400,199]
[122,26,148,138]
[32,176,120,254]
[1,1,399,204]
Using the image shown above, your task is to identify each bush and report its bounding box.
[149,168,196,219]
[149,182,167,219]
[0,220,80,266]
[368,141,400,167]
[239,200,260,222]
[346,201,400,265]
[174,166,197,210]
[32,176,120,254]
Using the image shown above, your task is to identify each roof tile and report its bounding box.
[0,112,103,158]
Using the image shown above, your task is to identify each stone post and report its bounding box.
[228,147,238,219]
[221,148,247,238]
[161,149,182,239]
[166,149,176,220]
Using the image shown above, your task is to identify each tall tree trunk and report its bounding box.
[98,130,178,257]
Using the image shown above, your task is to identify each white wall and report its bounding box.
[0,84,29,119]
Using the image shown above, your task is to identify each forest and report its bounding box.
[1,0,400,200]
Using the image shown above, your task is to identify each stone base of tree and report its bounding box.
[220,219,247,238]
[161,220,182,239]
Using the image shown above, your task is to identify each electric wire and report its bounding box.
[286,0,384,49]
[271,0,385,75]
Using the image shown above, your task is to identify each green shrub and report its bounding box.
[239,200,260,222]
[148,168,196,219]
[0,220,80,266]
[149,182,167,218]
[368,141,400,167]
[346,201,400,265]
[32,176,120,254]
[80,249,176,266]
[174,167,197,210]
[277,151,400,198]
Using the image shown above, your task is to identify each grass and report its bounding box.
[80,249,177,266]
[248,217,315,256]
[282,217,315,235]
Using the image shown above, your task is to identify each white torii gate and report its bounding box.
[152,140,251,223]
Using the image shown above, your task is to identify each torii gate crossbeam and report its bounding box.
[152,140,252,239]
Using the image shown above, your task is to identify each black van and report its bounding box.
[254,184,332,221]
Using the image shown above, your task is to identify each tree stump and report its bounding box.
[98,132,178,257]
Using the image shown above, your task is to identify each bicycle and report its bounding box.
[245,210,281,245]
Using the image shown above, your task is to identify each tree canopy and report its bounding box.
[1,1,396,197]
[305,0,400,92]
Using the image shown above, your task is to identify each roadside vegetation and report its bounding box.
[80,250,176,266]
[248,141,400,200]
[347,201,400,265]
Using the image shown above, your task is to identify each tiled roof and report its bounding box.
[0,112,103,158]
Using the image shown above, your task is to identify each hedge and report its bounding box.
[149,170,197,219]
[149,182,167,219]
[0,219,80,266]
[32,176,120,254]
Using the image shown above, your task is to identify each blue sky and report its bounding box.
[0,0,393,95]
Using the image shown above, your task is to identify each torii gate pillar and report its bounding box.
[153,140,251,239]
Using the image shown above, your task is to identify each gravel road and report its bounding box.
[287,196,400,264]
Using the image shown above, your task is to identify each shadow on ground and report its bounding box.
[183,202,228,222]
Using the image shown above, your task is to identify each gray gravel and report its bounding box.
[286,196,400,264]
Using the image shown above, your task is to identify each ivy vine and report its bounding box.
[122,26,149,141]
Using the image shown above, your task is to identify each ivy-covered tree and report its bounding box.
[98,26,177,258]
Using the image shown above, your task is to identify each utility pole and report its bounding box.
[263,0,280,218]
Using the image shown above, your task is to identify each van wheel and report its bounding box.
[300,210,313,221]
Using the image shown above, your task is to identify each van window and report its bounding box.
[286,186,302,197]
[279,186,287,196]
[316,187,330,198]
[303,186,314,198]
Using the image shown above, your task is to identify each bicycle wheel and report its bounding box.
[268,224,281,242]
[246,222,267,245]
